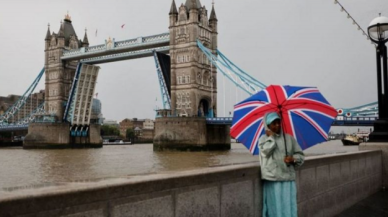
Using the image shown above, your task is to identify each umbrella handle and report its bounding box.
[278,111,288,156]
[284,156,292,167]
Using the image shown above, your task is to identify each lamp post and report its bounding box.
[368,14,388,142]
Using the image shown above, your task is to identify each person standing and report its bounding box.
[259,112,305,217]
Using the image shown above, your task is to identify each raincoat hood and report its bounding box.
[263,112,282,135]
[259,113,305,181]
[265,112,280,126]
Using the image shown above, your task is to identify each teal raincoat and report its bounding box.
[258,113,305,181]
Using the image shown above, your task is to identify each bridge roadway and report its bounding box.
[0,124,28,132]
[61,33,170,64]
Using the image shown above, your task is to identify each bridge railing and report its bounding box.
[206,117,233,124]
[85,44,107,53]
[331,116,376,126]
[335,116,376,121]
[0,124,28,131]
[204,116,376,126]
[81,46,169,64]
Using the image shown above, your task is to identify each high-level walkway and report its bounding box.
[337,190,388,217]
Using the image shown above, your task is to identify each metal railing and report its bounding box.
[332,116,376,126]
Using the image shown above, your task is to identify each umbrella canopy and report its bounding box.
[230,85,338,155]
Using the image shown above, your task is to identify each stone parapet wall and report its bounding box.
[297,150,382,217]
[0,150,382,217]
[359,142,388,188]
[0,162,262,217]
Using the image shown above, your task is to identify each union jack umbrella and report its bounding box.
[230,85,338,155]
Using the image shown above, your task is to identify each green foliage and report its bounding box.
[126,128,135,139]
[101,125,120,136]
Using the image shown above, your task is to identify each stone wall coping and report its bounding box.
[304,150,381,161]
[360,142,388,146]
[0,162,260,203]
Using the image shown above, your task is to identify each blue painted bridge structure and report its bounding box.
[0,32,378,132]
[0,34,378,132]
[0,115,374,133]
[206,116,376,126]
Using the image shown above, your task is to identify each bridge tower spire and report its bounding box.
[209,1,218,51]
[45,24,51,51]
[169,0,218,117]
[169,0,178,27]
[82,28,89,47]
[44,13,81,120]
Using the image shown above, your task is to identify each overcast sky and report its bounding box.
[0,0,386,121]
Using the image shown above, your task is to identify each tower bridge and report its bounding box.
[0,0,226,149]
[0,0,377,148]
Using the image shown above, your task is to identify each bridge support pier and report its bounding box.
[24,123,102,149]
[153,117,230,151]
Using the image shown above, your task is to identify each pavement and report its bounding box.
[336,190,388,217]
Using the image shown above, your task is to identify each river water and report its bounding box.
[0,140,358,189]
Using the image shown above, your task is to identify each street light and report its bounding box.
[368,14,388,142]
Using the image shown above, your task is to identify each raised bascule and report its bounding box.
[0,0,378,149]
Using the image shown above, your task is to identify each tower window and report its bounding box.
[177,76,182,84]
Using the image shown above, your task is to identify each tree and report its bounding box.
[101,125,120,136]
[126,128,135,140]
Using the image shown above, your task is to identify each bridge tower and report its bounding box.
[154,0,229,151]
[44,13,89,120]
[169,0,218,117]
[23,14,101,149]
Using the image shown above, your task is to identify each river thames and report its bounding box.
[0,140,358,189]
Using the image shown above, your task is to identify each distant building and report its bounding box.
[119,119,134,136]
[140,128,154,141]
[119,118,155,140]
[90,98,103,124]
[103,119,119,128]
[0,90,45,123]
[143,119,155,129]
[119,118,144,137]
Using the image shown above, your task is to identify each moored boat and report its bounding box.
[356,131,370,142]
[341,134,363,146]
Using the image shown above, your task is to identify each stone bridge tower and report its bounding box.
[44,13,89,121]
[169,0,218,117]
